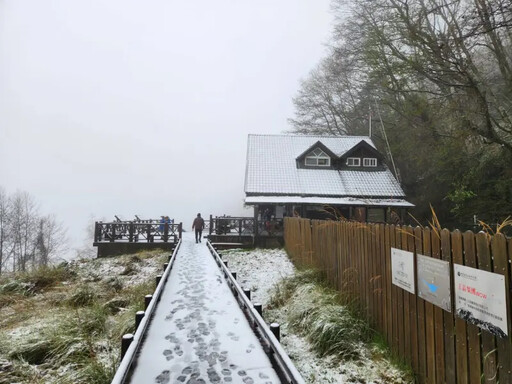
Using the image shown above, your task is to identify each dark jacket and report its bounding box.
[192,217,205,230]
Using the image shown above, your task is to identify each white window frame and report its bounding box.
[363,158,377,167]
[305,148,331,167]
[346,157,361,166]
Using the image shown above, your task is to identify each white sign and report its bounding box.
[454,264,508,337]
[417,254,451,311]
[391,248,415,294]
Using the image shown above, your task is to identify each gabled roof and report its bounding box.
[295,141,338,161]
[244,134,407,200]
[340,140,384,161]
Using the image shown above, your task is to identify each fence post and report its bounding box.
[270,323,280,342]
[111,224,116,242]
[146,224,151,243]
[121,334,133,359]
[209,214,213,236]
[178,223,183,239]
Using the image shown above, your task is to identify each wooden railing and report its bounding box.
[208,216,256,236]
[284,217,512,384]
[207,215,284,237]
[94,220,182,243]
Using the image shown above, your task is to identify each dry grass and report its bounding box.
[0,249,168,384]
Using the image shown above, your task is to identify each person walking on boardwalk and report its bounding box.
[192,213,205,243]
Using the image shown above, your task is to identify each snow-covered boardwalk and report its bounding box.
[127,233,281,384]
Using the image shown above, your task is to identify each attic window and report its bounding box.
[346,157,361,166]
[305,148,331,167]
[363,158,377,167]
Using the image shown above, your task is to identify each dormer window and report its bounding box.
[346,157,361,166]
[363,158,377,167]
[305,148,331,167]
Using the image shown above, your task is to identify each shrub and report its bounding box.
[269,269,372,361]
[67,285,97,308]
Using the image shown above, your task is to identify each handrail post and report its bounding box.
[163,222,169,242]
[239,219,242,242]
[129,223,134,242]
[209,214,213,236]
[178,223,183,239]
[253,206,259,243]
[94,222,100,242]
[111,224,116,242]
[147,224,151,243]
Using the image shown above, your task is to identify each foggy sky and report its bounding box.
[0,0,333,254]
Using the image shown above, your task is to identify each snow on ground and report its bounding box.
[70,250,167,287]
[222,247,413,384]
[221,248,295,306]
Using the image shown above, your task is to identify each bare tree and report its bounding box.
[346,0,512,151]
[0,188,68,274]
[289,49,370,136]
[0,187,10,274]
[36,214,68,266]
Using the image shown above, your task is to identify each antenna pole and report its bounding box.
[374,99,400,183]
[369,105,372,137]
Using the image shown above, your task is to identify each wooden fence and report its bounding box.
[283,217,512,384]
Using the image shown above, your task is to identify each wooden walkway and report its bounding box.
[113,233,302,384]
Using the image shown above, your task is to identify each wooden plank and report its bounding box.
[407,226,419,374]
[452,230,468,384]
[475,232,497,384]
[415,226,427,384]
[423,228,436,384]
[431,230,445,383]
[385,224,393,348]
[463,231,482,384]
[390,225,399,355]
[375,224,384,331]
[369,224,376,326]
[362,225,368,312]
[492,234,511,384]
[361,225,368,317]
[401,227,412,365]
[440,228,456,384]
[396,227,405,359]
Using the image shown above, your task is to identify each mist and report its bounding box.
[0,0,333,255]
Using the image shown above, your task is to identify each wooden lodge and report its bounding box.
[244,134,413,225]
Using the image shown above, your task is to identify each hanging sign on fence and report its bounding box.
[391,248,415,294]
[454,264,508,337]
[417,254,451,311]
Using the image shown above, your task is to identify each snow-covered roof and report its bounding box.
[245,134,408,201]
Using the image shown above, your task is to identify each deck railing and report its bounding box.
[94,220,182,243]
[208,216,256,236]
[207,215,285,237]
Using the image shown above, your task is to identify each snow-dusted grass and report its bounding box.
[223,247,415,384]
[0,250,169,384]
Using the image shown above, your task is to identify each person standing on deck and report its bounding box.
[192,213,205,243]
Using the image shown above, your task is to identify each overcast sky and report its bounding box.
[0,0,333,254]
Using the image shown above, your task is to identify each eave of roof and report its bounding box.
[245,195,414,207]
